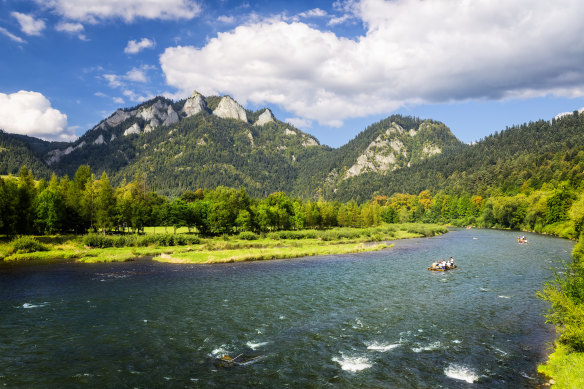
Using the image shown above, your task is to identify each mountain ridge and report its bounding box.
[2,93,581,201]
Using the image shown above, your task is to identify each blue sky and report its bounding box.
[1,0,583,147]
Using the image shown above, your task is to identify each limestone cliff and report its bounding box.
[213,96,248,122]
[181,91,207,117]
[254,108,275,126]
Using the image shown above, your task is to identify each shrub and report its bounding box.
[11,236,48,253]
[238,231,259,240]
[83,234,114,248]
[538,258,584,352]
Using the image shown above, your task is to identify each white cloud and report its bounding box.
[103,74,123,88]
[160,0,584,128]
[125,67,149,82]
[103,65,153,88]
[285,117,312,128]
[0,27,26,43]
[327,14,351,26]
[0,91,74,141]
[125,38,155,54]
[554,107,584,120]
[11,12,46,36]
[217,15,235,24]
[55,21,87,40]
[298,8,328,18]
[122,89,155,102]
[39,0,202,23]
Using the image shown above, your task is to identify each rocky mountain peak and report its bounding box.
[182,90,207,118]
[254,108,275,126]
[213,96,247,122]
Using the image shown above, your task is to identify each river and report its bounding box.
[0,228,574,388]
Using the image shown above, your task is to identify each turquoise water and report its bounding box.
[0,229,574,388]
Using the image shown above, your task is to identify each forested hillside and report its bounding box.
[292,115,464,199]
[329,112,584,202]
[0,131,55,178]
[111,113,327,197]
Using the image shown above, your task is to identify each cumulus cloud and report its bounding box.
[160,0,584,127]
[0,27,26,43]
[0,91,74,141]
[55,21,87,40]
[125,38,155,54]
[11,12,46,36]
[38,0,201,23]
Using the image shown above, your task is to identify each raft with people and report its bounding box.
[213,354,264,368]
[428,257,457,271]
[517,236,528,244]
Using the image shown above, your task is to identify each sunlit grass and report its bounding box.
[0,223,446,264]
[154,242,391,264]
[538,343,584,388]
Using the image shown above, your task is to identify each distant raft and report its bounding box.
[428,265,457,272]
[213,354,263,368]
[517,236,528,244]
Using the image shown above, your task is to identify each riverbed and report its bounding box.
[0,228,574,388]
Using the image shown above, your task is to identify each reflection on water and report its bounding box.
[0,229,574,388]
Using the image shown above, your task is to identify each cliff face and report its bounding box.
[254,109,275,126]
[212,96,248,122]
[181,91,206,117]
[344,120,457,179]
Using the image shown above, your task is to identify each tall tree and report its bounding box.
[34,174,65,234]
[16,166,37,234]
[95,172,116,233]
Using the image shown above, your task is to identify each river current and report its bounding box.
[0,229,574,388]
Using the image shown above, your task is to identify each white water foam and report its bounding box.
[367,342,400,352]
[444,364,479,383]
[246,341,268,350]
[210,345,230,356]
[498,295,511,299]
[21,303,46,309]
[412,341,441,353]
[332,354,371,372]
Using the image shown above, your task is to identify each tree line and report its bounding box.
[1,164,582,238]
[0,166,383,236]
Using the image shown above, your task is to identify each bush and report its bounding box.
[11,236,48,253]
[538,258,584,352]
[83,234,114,248]
[83,233,199,248]
[238,231,259,240]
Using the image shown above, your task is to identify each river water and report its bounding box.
[0,229,574,388]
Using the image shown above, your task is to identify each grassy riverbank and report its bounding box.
[0,223,447,265]
[538,343,584,388]
[537,238,584,388]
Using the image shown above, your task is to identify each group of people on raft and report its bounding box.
[517,236,528,244]
[430,257,456,270]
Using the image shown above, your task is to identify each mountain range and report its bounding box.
[1,93,583,201]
